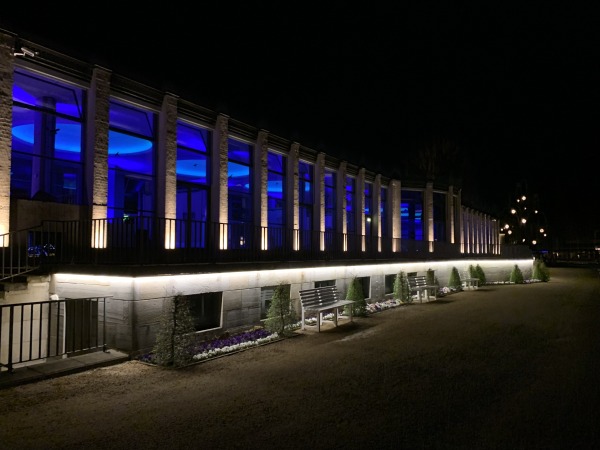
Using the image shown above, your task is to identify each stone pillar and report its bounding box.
[286,143,299,250]
[254,130,269,249]
[447,185,455,244]
[157,93,178,249]
[314,152,325,251]
[456,189,464,253]
[356,168,365,251]
[0,31,15,243]
[212,114,229,249]
[390,179,401,253]
[336,161,347,250]
[87,66,111,248]
[373,174,382,252]
[425,181,434,252]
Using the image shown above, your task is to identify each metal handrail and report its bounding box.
[1,218,532,279]
[0,296,110,373]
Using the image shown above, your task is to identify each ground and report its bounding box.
[1,267,599,449]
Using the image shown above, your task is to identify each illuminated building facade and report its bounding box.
[0,30,530,360]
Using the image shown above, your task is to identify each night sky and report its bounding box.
[2,3,599,241]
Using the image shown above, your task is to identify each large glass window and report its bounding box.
[267,151,286,249]
[11,70,84,205]
[433,192,446,242]
[107,100,156,219]
[365,181,373,243]
[324,169,336,250]
[401,189,423,240]
[380,186,388,238]
[346,176,356,234]
[228,138,252,248]
[298,161,314,250]
[176,121,211,248]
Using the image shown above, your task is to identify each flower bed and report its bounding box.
[191,328,280,362]
[138,328,280,365]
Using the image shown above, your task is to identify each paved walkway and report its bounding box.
[1,266,599,449]
[0,349,129,389]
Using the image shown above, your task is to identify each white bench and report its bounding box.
[461,272,479,290]
[299,285,354,332]
[407,275,437,303]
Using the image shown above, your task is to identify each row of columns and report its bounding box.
[1,30,500,255]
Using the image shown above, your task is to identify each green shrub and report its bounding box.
[152,294,196,367]
[345,276,368,317]
[448,266,462,290]
[393,271,410,303]
[474,264,487,285]
[509,264,525,284]
[264,283,296,336]
[532,259,550,282]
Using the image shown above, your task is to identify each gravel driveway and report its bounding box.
[1,266,599,450]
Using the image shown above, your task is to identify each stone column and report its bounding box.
[447,185,455,244]
[286,143,299,250]
[314,152,325,251]
[356,168,365,251]
[212,114,229,249]
[157,93,178,249]
[373,174,382,252]
[456,189,464,253]
[254,130,269,249]
[336,161,347,250]
[87,66,111,248]
[390,179,401,253]
[0,31,15,243]
[425,181,434,252]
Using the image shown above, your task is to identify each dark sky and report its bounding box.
[2,3,599,240]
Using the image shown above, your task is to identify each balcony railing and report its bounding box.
[0,217,531,279]
[0,296,109,373]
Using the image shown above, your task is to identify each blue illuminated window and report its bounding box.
[380,187,388,237]
[107,100,156,218]
[346,176,356,234]
[11,70,84,204]
[401,189,423,240]
[324,170,336,231]
[433,192,446,242]
[176,121,211,248]
[227,138,253,248]
[298,161,313,250]
[365,181,372,241]
[267,151,286,249]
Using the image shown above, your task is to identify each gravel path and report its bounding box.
[1,267,599,450]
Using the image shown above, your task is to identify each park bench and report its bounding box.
[407,275,437,303]
[299,285,354,332]
[461,271,480,290]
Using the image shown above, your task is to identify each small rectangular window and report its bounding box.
[187,292,222,331]
[315,279,335,288]
[384,274,395,294]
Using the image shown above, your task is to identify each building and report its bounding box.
[0,29,532,370]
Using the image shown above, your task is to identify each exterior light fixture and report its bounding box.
[14,46,37,57]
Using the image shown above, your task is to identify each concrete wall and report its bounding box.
[49,258,533,354]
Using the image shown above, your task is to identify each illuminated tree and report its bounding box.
[501,182,549,252]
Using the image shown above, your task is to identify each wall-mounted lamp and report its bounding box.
[14,46,37,57]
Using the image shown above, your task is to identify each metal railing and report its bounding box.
[0,217,532,279]
[0,296,109,373]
